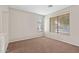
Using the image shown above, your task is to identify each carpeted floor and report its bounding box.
[7,37,79,53]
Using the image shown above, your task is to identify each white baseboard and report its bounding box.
[45,32,79,47]
[10,32,44,42]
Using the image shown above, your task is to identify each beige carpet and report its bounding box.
[7,37,79,53]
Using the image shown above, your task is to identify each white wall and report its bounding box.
[44,6,79,46]
[0,6,9,33]
[0,6,9,52]
[9,8,44,42]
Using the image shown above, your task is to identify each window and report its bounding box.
[50,13,70,34]
[50,17,58,33]
[37,19,43,32]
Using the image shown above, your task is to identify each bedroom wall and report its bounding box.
[9,8,44,42]
[0,6,9,52]
[44,6,79,46]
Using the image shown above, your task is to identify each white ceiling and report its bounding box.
[10,5,70,15]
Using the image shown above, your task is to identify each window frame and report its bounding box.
[50,13,70,35]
